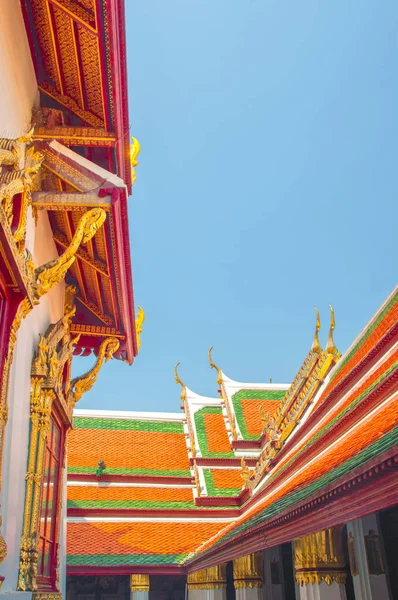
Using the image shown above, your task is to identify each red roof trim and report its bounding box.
[67,507,239,519]
[68,473,192,485]
[104,0,132,192]
[111,187,137,362]
[67,565,186,576]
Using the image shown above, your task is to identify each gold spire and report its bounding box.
[310,307,322,354]
[135,306,145,351]
[326,305,337,355]
[208,346,222,386]
[174,362,186,403]
[130,137,140,185]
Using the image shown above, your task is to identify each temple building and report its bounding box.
[0,1,140,599]
[0,2,397,600]
[65,291,398,600]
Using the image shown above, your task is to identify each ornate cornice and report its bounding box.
[130,574,150,592]
[187,565,227,590]
[233,552,263,589]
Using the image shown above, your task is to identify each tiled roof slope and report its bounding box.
[186,288,398,563]
[67,288,398,572]
[68,415,191,478]
[230,389,286,440]
[67,521,227,567]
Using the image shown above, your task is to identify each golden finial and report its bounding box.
[326,304,337,355]
[130,137,140,185]
[135,306,145,351]
[208,346,222,386]
[310,307,322,354]
[174,362,186,403]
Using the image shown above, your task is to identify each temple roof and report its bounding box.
[69,411,191,479]
[67,287,398,573]
[21,0,132,190]
[33,141,137,361]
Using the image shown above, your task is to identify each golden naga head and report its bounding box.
[81,208,107,244]
[105,338,120,362]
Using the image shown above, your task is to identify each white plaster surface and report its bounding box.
[361,514,390,600]
[263,547,285,600]
[73,408,184,422]
[0,593,32,600]
[296,582,346,600]
[187,589,226,600]
[347,518,372,600]
[0,0,38,138]
[131,591,149,600]
[235,586,263,600]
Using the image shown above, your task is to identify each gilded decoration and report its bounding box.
[294,526,347,586]
[0,129,43,263]
[135,306,145,350]
[33,207,106,301]
[208,346,238,439]
[130,137,141,185]
[18,288,118,591]
[32,594,62,600]
[233,552,264,589]
[174,363,197,458]
[251,307,341,489]
[187,565,227,590]
[70,336,120,405]
[347,532,359,576]
[364,530,385,575]
[130,574,150,592]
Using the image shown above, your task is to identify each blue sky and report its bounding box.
[77,0,397,412]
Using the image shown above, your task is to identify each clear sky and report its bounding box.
[76,0,398,412]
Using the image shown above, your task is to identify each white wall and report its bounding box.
[0,0,38,139]
[1,207,64,591]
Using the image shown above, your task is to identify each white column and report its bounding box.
[360,515,390,600]
[264,547,284,600]
[296,582,345,600]
[235,587,262,600]
[131,592,149,600]
[187,590,226,600]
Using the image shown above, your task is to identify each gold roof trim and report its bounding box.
[174,362,187,404]
[326,305,337,355]
[208,346,223,386]
[310,307,322,354]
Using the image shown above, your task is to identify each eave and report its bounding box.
[21,0,132,192]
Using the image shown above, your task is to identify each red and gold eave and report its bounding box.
[34,139,138,363]
[21,0,132,193]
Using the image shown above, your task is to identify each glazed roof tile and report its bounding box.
[194,407,234,458]
[67,485,196,511]
[67,521,228,566]
[203,469,243,497]
[68,416,191,478]
[230,389,286,440]
[66,288,397,570]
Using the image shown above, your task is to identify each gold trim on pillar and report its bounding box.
[347,532,359,576]
[130,574,150,592]
[294,526,347,586]
[187,565,227,590]
[233,552,264,589]
[32,593,62,600]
